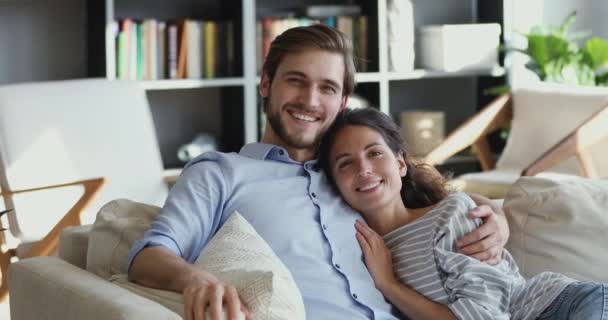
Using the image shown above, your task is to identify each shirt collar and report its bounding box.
[239,143,319,168]
[239,143,276,160]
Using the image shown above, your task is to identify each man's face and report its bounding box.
[260,49,347,150]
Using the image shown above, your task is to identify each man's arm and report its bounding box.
[130,246,247,320]
[456,193,509,264]
[127,158,250,320]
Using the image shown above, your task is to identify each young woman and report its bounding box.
[318,107,607,320]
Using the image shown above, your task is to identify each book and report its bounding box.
[157,22,166,79]
[186,20,203,79]
[167,23,178,79]
[177,20,188,79]
[116,23,127,79]
[136,22,144,80]
[359,16,368,72]
[204,21,216,79]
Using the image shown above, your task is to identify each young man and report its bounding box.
[128,25,509,320]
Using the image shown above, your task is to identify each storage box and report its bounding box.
[400,111,445,156]
[418,23,501,72]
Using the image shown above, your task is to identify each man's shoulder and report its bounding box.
[184,150,248,170]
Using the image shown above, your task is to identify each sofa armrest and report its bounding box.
[58,225,92,269]
[9,256,181,320]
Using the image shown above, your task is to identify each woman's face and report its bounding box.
[329,125,407,215]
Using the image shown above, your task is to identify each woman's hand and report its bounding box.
[355,220,398,292]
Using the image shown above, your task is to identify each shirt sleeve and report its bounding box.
[127,153,230,274]
[433,194,515,320]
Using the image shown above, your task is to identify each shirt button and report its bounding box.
[352,293,358,299]
[311,192,317,198]
[322,224,327,230]
[335,264,340,269]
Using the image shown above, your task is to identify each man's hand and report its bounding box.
[456,195,510,265]
[183,272,251,320]
[130,247,251,320]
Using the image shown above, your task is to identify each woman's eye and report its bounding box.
[370,151,382,157]
[288,78,304,85]
[337,161,351,169]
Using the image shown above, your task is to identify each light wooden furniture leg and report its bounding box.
[0,177,105,302]
[523,105,608,177]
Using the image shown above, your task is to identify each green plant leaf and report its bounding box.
[545,57,595,85]
[582,37,608,70]
[526,34,571,70]
[557,11,577,37]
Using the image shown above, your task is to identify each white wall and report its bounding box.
[543,0,608,39]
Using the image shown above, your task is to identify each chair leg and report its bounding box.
[0,249,15,302]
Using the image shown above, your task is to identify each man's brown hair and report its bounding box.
[262,24,356,97]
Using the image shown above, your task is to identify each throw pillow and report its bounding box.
[504,176,608,282]
[194,212,305,320]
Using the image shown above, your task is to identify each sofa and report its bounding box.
[9,175,608,319]
[9,198,306,320]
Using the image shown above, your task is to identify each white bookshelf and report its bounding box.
[99,0,508,168]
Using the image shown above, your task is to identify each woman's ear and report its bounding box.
[398,153,407,177]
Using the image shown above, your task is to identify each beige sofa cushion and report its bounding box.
[59,225,93,269]
[87,199,305,320]
[504,176,608,282]
[86,199,160,278]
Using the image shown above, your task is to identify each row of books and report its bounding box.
[256,15,369,73]
[113,18,235,80]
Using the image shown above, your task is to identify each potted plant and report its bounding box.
[514,11,608,86]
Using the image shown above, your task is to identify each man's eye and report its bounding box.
[321,86,337,94]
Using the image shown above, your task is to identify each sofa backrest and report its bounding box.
[496,83,608,175]
[0,79,168,246]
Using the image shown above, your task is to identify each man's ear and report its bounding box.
[398,154,407,177]
[340,95,348,110]
[259,72,271,98]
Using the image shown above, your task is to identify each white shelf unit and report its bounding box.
[99,0,507,169]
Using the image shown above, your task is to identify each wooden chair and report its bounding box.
[0,79,169,301]
[424,84,608,198]
[0,178,105,301]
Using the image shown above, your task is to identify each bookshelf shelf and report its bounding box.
[137,78,246,90]
[386,66,506,81]
[355,72,383,83]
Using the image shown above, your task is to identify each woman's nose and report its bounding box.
[357,161,372,176]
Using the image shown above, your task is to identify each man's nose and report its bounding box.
[302,86,321,108]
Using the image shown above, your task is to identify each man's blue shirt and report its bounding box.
[128,143,398,319]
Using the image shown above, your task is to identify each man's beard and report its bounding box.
[264,98,325,149]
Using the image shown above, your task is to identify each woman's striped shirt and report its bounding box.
[383,192,575,320]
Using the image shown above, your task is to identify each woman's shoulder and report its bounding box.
[430,192,481,234]
[431,192,477,217]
